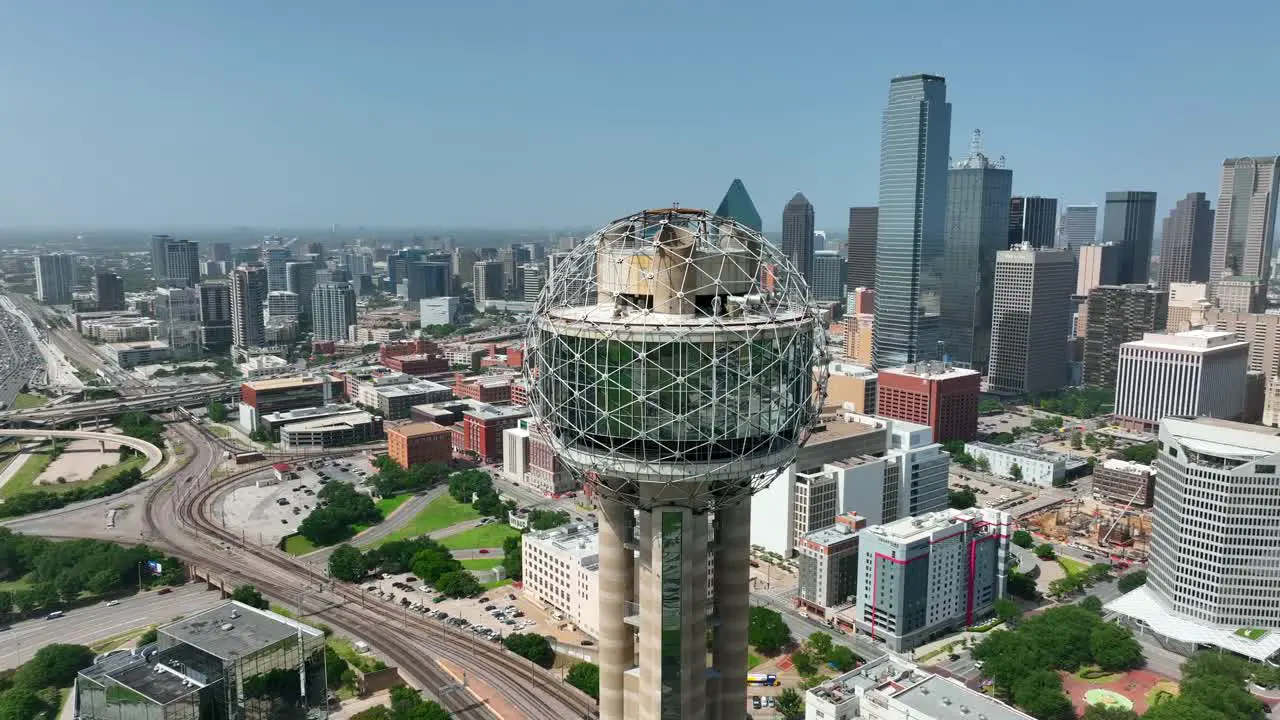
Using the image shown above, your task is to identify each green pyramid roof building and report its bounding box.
[714,179,763,232]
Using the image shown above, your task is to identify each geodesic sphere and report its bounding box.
[524,208,828,510]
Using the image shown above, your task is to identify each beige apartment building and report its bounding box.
[1202,308,1280,377]
[1166,282,1210,332]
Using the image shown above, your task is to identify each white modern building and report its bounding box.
[238,354,291,380]
[805,655,1033,720]
[1107,418,1280,663]
[265,290,300,323]
[312,281,356,342]
[278,409,383,450]
[348,373,452,420]
[155,286,203,360]
[34,253,76,304]
[964,442,1066,487]
[420,296,460,326]
[521,523,600,637]
[1113,329,1248,432]
[107,340,171,368]
[853,508,1012,652]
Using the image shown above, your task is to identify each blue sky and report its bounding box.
[0,0,1275,230]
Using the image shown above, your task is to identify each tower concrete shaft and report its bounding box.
[598,498,636,720]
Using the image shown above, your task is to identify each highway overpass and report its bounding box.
[0,383,239,425]
[0,428,164,474]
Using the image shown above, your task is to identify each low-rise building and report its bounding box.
[420,296,460,326]
[238,354,291,380]
[107,340,171,368]
[451,402,530,462]
[805,655,1033,720]
[1092,458,1156,507]
[795,512,867,618]
[441,344,487,371]
[279,409,382,450]
[454,372,517,404]
[826,361,877,414]
[964,441,1065,487]
[348,371,453,419]
[260,403,361,439]
[522,523,600,637]
[853,508,1011,652]
[500,422,578,495]
[386,421,452,469]
[239,375,332,432]
[381,352,449,376]
[876,362,980,443]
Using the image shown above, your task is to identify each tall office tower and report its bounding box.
[398,261,447,301]
[264,291,300,324]
[1107,419,1280,658]
[262,248,292,293]
[1203,308,1280,377]
[781,192,815,282]
[988,245,1074,394]
[1008,196,1058,248]
[472,260,505,303]
[1082,284,1168,388]
[210,242,232,263]
[451,247,475,285]
[1209,156,1280,286]
[1166,282,1210,332]
[713,178,763,233]
[844,288,875,365]
[155,287,202,359]
[342,252,372,278]
[230,265,268,349]
[162,239,200,287]
[518,264,544,302]
[811,250,844,301]
[940,129,1012,371]
[306,241,324,258]
[33,254,75,304]
[813,230,828,253]
[1075,244,1120,296]
[285,261,316,321]
[1113,330,1247,432]
[1215,276,1265,313]
[525,209,822,720]
[150,234,174,286]
[874,74,951,369]
[198,281,233,353]
[1060,204,1099,250]
[1156,192,1213,290]
[92,272,125,311]
[311,281,356,342]
[1101,191,1158,284]
[846,207,878,291]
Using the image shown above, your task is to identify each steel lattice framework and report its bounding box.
[524,208,828,511]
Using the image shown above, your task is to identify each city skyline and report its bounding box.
[0,3,1277,229]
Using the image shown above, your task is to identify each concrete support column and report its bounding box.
[713,499,752,720]
[598,498,635,720]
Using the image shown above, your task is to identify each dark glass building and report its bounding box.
[1008,196,1058,249]
[781,193,815,283]
[1101,191,1158,285]
[714,178,763,233]
[847,207,878,292]
[1083,284,1167,388]
[873,74,951,369]
[1156,192,1213,290]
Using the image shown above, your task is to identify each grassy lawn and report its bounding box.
[1075,665,1124,683]
[748,651,763,669]
[329,637,386,674]
[0,452,53,499]
[284,535,319,556]
[207,425,230,438]
[0,577,32,592]
[1058,556,1091,577]
[370,495,481,547]
[376,494,412,516]
[12,393,48,410]
[482,578,513,590]
[439,523,521,551]
[87,456,147,484]
[460,557,503,571]
[1235,627,1268,640]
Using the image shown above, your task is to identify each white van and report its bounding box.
[46,611,64,620]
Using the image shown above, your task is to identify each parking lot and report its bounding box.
[215,457,378,546]
[356,572,567,647]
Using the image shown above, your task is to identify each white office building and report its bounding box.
[34,253,76,304]
[312,281,356,342]
[963,442,1066,487]
[420,296,460,326]
[265,290,300,323]
[811,250,844,301]
[155,286,203,360]
[1107,418,1280,663]
[522,523,600,637]
[1113,329,1248,432]
[805,655,1033,720]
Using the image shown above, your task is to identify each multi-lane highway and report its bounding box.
[0,302,45,409]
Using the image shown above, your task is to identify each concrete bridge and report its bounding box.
[0,428,164,474]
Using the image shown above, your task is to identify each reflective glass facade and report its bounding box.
[781,193,815,284]
[940,166,1012,371]
[713,179,763,233]
[1101,191,1158,285]
[873,75,951,369]
[660,510,683,720]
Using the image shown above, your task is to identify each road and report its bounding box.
[748,589,887,664]
[0,583,224,670]
[302,488,444,566]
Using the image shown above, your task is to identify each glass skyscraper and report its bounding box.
[1101,190,1158,285]
[873,74,951,369]
[781,193,815,283]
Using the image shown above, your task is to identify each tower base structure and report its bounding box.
[597,498,752,720]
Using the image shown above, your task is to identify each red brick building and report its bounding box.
[875,363,980,443]
[453,372,517,404]
[378,338,448,375]
[450,404,530,462]
[386,422,452,468]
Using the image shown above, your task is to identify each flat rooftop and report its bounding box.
[244,375,327,391]
[282,410,377,432]
[866,510,962,544]
[802,520,860,548]
[893,674,1034,720]
[1100,458,1155,475]
[374,380,451,398]
[262,404,358,424]
[387,421,451,438]
[1164,416,1280,458]
[967,441,1064,464]
[109,340,168,350]
[879,362,980,381]
[162,601,321,661]
[1126,329,1247,351]
[464,403,530,422]
[807,416,885,445]
[107,662,204,705]
[528,523,599,561]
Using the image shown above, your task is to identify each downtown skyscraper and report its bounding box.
[1209,156,1280,287]
[1008,196,1058,248]
[230,265,268,350]
[873,74,951,368]
[1101,191,1158,284]
[781,193,815,283]
[713,179,763,233]
[1156,192,1213,290]
[1060,204,1099,250]
[846,207,878,292]
[940,130,1012,373]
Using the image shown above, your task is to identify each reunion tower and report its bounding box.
[525,208,826,720]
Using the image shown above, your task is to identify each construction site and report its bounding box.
[1025,495,1152,562]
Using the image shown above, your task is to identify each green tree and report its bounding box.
[86,569,119,596]
[1082,705,1139,720]
[1119,442,1157,464]
[826,645,858,672]
[790,649,817,677]
[1089,622,1143,671]
[434,570,481,598]
[978,398,1004,414]
[0,687,45,720]
[975,455,991,472]
[501,535,522,581]
[565,662,599,700]
[948,488,977,510]
[1011,529,1034,548]
[13,644,95,689]
[138,628,158,645]
[526,509,571,531]
[0,592,11,618]
[503,633,554,668]
[328,544,367,583]
[1117,570,1147,593]
[1011,670,1074,720]
[1142,699,1230,720]
[411,547,457,585]
[1034,543,1056,560]
[1070,430,1084,450]
[230,584,268,610]
[1010,463,1024,482]
[748,606,791,655]
[207,402,228,423]
[1078,595,1103,614]
[775,687,805,720]
[994,597,1021,624]
[806,632,834,660]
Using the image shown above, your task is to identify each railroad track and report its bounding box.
[145,429,597,720]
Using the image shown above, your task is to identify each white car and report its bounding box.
[106,600,119,607]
